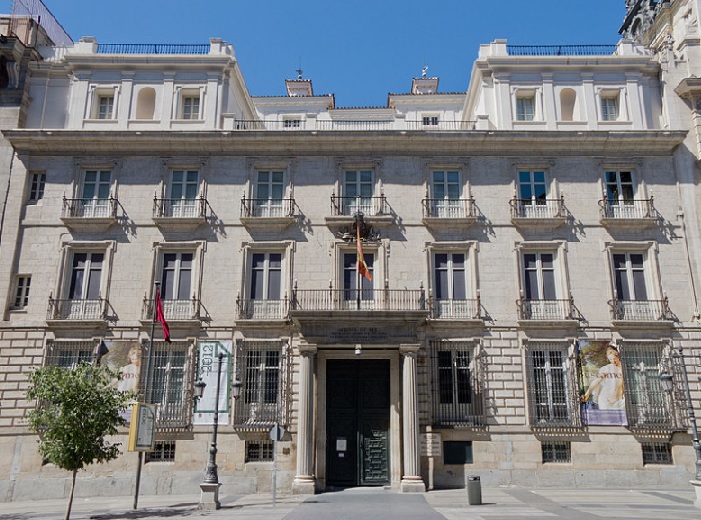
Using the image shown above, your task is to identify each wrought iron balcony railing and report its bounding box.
[405,120,476,131]
[291,287,426,312]
[598,198,656,220]
[608,298,672,321]
[97,43,210,54]
[47,297,107,321]
[153,197,208,219]
[517,298,575,321]
[510,197,566,219]
[62,196,118,219]
[142,297,201,321]
[231,119,477,131]
[507,44,617,56]
[422,198,476,219]
[240,197,295,218]
[330,194,388,217]
[429,298,481,320]
[236,297,289,320]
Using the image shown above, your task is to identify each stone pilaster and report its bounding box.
[292,343,317,494]
[399,343,426,493]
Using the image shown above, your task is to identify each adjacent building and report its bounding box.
[2,0,701,501]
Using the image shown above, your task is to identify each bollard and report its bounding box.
[466,475,482,505]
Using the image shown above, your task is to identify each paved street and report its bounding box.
[0,486,698,520]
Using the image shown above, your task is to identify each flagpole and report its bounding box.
[134,280,160,510]
[356,217,361,310]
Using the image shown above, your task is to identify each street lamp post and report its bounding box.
[196,352,242,511]
[659,345,701,509]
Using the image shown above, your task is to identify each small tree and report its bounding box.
[26,363,134,520]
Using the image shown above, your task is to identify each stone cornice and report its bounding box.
[2,129,687,157]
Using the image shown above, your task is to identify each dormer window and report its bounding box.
[601,95,619,121]
[283,117,301,129]
[97,95,114,120]
[422,115,439,126]
[88,87,118,120]
[178,89,202,120]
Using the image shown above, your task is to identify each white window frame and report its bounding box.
[516,241,570,318]
[422,114,440,126]
[605,241,660,302]
[56,241,115,303]
[152,241,205,317]
[254,170,286,217]
[597,88,628,122]
[525,341,577,426]
[166,169,201,217]
[282,116,302,129]
[76,169,112,217]
[513,89,540,122]
[241,241,293,318]
[342,168,375,215]
[176,87,204,120]
[426,241,479,319]
[87,86,119,120]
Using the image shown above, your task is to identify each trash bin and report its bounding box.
[466,475,482,505]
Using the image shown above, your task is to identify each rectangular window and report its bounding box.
[620,344,670,429]
[146,342,188,427]
[181,95,200,120]
[283,118,301,129]
[523,252,556,300]
[432,341,483,426]
[343,251,374,303]
[68,252,103,301]
[13,275,31,309]
[516,96,535,121]
[343,170,373,215]
[601,96,618,121]
[613,253,647,301]
[245,440,275,462]
[250,253,282,301]
[434,252,466,300]
[234,342,286,427]
[255,170,285,217]
[145,441,176,463]
[422,115,439,126]
[443,441,473,465]
[605,170,635,206]
[48,341,94,369]
[430,170,462,218]
[78,170,111,217]
[542,442,571,463]
[518,170,547,204]
[161,252,193,301]
[167,170,199,217]
[28,172,45,202]
[528,346,572,426]
[642,442,673,465]
[97,95,114,119]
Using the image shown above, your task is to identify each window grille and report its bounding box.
[431,341,484,427]
[46,340,94,369]
[145,441,176,462]
[526,342,580,427]
[641,442,672,465]
[620,343,671,430]
[145,341,191,428]
[234,341,288,428]
[542,441,571,463]
[245,440,275,462]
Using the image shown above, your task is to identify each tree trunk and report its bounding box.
[65,469,76,520]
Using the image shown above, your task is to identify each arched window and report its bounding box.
[559,88,577,122]
[135,87,156,120]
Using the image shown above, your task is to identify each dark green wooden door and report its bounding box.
[326,359,390,487]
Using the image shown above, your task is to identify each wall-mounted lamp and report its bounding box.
[355,344,362,356]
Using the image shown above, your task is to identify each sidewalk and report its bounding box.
[0,486,698,520]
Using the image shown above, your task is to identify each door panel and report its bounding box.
[326,359,390,487]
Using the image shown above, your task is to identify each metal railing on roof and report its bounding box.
[10,0,72,46]
[97,43,210,55]
[507,44,617,56]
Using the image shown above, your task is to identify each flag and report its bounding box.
[357,222,372,282]
[155,291,171,343]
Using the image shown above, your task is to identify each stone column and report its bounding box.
[292,343,317,494]
[400,344,426,493]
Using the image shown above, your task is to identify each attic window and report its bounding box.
[422,115,439,126]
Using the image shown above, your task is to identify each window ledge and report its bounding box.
[83,118,119,124]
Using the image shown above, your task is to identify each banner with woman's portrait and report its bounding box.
[578,340,627,426]
[98,340,143,422]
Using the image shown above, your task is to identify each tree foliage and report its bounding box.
[26,363,133,472]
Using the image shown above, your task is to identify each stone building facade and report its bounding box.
[2,0,701,502]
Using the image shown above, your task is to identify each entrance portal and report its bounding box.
[326,359,390,487]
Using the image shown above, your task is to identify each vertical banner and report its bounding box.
[194,340,232,425]
[579,340,627,426]
[100,340,143,423]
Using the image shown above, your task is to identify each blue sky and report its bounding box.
[6,1,627,107]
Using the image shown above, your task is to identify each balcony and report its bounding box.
[236,296,289,322]
[291,285,426,316]
[598,198,658,230]
[510,197,568,230]
[326,194,393,227]
[608,298,674,327]
[240,197,296,232]
[142,297,201,327]
[517,297,580,328]
[422,198,479,230]
[428,297,482,328]
[230,119,476,131]
[46,297,108,328]
[152,196,209,231]
[60,197,118,231]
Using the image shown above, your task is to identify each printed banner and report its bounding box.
[99,340,143,423]
[193,340,232,425]
[578,340,627,426]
